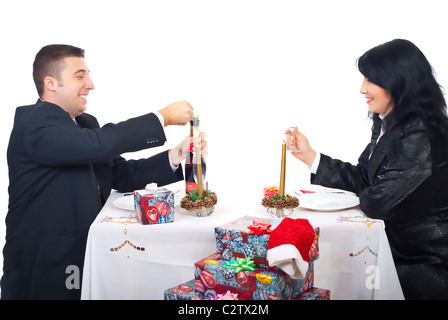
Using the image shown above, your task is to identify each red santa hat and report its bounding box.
[266,218,315,279]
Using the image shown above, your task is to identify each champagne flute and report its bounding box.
[286,126,300,153]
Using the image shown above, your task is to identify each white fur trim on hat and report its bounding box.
[266,243,309,279]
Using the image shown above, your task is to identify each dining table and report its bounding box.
[80,181,404,300]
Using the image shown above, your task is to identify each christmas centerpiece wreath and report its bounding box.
[262,140,299,218]
[261,186,299,218]
[261,192,299,210]
[180,189,218,217]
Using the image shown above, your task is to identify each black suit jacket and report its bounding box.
[311,116,448,267]
[1,100,183,299]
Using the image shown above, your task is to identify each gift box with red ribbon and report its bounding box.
[214,216,319,269]
[133,188,175,225]
[263,186,279,197]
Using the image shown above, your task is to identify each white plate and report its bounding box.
[298,193,359,211]
[113,195,135,211]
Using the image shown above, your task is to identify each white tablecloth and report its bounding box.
[81,182,404,300]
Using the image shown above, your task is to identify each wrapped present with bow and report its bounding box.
[193,253,314,300]
[214,216,319,270]
[163,279,329,300]
[133,184,175,225]
[263,186,279,197]
[164,216,330,300]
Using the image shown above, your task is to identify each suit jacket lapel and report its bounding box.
[75,113,99,128]
[368,135,387,182]
[75,113,112,205]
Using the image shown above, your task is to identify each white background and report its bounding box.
[0,0,447,279]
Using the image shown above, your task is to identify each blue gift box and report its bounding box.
[133,188,175,225]
[164,279,202,300]
[163,278,330,300]
[214,216,319,269]
[294,287,330,300]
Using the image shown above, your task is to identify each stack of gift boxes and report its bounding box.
[164,216,330,300]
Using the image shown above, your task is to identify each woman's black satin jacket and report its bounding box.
[311,116,448,265]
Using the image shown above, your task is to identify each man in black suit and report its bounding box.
[1,44,203,299]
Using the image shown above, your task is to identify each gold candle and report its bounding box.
[279,140,286,197]
[195,140,203,196]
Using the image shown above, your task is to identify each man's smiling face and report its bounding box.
[51,56,94,118]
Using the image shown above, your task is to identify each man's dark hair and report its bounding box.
[33,44,85,97]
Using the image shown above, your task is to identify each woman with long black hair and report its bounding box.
[289,39,448,299]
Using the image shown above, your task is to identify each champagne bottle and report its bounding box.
[185,115,208,194]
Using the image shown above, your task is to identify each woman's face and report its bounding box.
[360,77,394,115]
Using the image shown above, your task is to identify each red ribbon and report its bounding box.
[247,221,272,235]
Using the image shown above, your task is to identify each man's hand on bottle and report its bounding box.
[169,132,207,167]
[158,100,194,126]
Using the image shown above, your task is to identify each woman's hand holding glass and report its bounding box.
[286,126,300,153]
[285,126,317,167]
